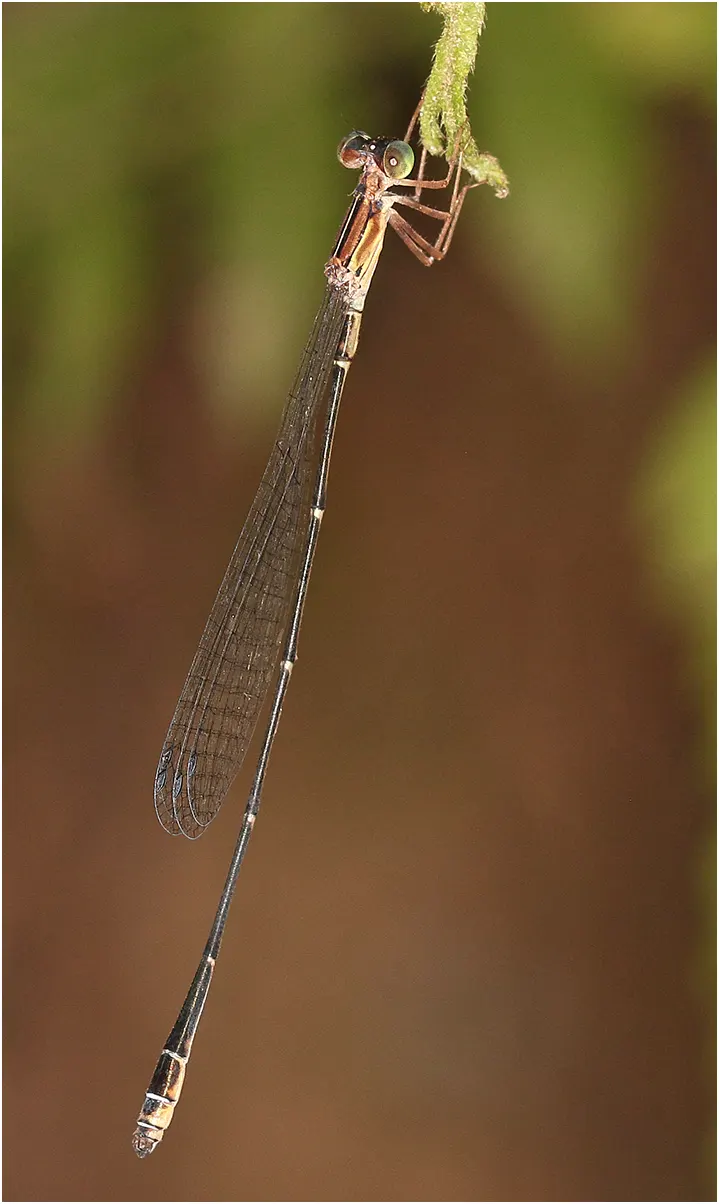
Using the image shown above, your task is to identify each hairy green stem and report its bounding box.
[421,2,509,197]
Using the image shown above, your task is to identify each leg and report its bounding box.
[403,90,425,144]
[388,179,479,265]
[391,154,464,221]
[387,210,438,267]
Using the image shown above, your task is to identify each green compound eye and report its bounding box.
[382,140,414,180]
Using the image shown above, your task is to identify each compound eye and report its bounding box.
[382,140,414,180]
[337,131,370,169]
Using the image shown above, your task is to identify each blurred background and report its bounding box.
[3,4,716,1200]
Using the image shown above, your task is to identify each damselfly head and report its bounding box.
[337,132,414,181]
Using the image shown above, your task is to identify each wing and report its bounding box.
[154,286,346,838]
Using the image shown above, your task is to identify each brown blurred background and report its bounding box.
[3,4,716,1200]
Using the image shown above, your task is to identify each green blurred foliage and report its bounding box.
[472,3,715,363]
[637,359,716,762]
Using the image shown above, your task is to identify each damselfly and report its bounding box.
[133,98,479,1157]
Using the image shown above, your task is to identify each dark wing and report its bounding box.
[154,287,346,838]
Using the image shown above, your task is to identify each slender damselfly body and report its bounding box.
[133,98,480,1157]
